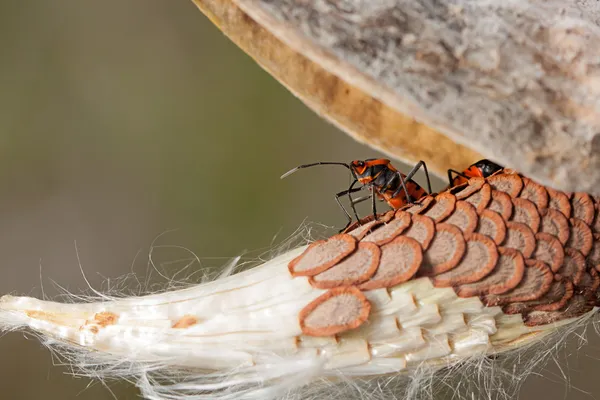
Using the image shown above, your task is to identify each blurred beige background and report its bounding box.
[0,1,599,399]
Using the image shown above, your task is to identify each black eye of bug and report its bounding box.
[357,161,365,167]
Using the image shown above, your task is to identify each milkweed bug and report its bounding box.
[447,159,504,187]
[281,159,432,230]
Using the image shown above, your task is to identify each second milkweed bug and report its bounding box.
[281,158,432,231]
[447,159,504,187]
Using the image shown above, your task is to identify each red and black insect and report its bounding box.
[281,158,432,230]
[447,159,503,187]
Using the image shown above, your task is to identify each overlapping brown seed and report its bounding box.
[531,279,574,312]
[293,171,600,334]
[299,287,371,336]
[546,187,572,218]
[511,198,541,233]
[567,218,593,256]
[559,248,586,286]
[362,211,411,245]
[309,242,381,289]
[502,278,573,314]
[488,190,513,219]
[519,178,549,210]
[344,211,395,237]
[359,236,422,290]
[431,233,498,287]
[476,209,507,245]
[503,222,536,258]
[578,268,600,300]
[404,214,435,250]
[488,174,523,198]
[525,295,594,327]
[533,232,565,273]
[462,183,491,213]
[346,219,384,240]
[593,203,600,234]
[444,201,479,236]
[588,236,600,269]
[451,177,484,199]
[405,196,434,214]
[539,208,570,245]
[419,223,466,276]
[423,193,456,222]
[571,193,595,225]
[456,247,524,297]
[289,234,357,277]
[485,259,553,306]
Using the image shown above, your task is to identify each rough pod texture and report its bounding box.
[192,0,600,193]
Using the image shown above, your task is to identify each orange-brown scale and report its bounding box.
[444,201,479,236]
[488,190,513,220]
[511,198,541,233]
[546,187,572,218]
[519,177,549,210]
[463,183,491,214]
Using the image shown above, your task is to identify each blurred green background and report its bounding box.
[0,1,598,399]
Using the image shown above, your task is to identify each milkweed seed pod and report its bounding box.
[2,170,599,399]
[191,0,600,193]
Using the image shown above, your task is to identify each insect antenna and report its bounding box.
[280,162,351,179]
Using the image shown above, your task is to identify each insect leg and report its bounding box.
[447,169,470,186]
[371,186,377,219]
[390,171,414,204]
[335,184,363,230]
[404,160,432,195]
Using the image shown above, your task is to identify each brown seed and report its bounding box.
[451,177,484,199]
[487,174,523,198]
[593,203,600,234]
[485,259,553,305]
[525,295,594,327]
[419,223,466,276]
[476,209,507,245]
[559,248,586,286]
[463,183,492,214]
[431,232,498,287]
[571,193,595,225]
[288,234,357,277]
[487,190,513,219]
[456,247,524,297]
[531,278,574,312]
[358,236,422,290]
[511,198,541,233]
[587,235,600,268]
[519,177,549,210]
[503,222,536,258]
[444,201,479,236]
[406,196,434,215]
[567,218,593,257]
[362,211,412,245]
[546,187,572,218]
[345,219,384,240]
[539,208,570,245]
[310,242,381,289]
[423,192,456,222]
[503,278,573,314]
[577,268,600,301]
[299,287,371,337]
[404,214,435,250]
[533,232,565,273]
